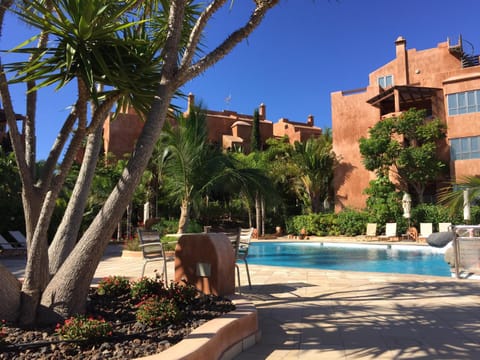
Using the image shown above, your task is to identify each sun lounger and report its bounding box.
[379,223,397,241]
[363,223,377,240]
[8,231,27,247]
[0,234,15,250]
[438,222,452,233]
[418,223,433,243]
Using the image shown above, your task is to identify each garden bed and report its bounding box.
[0,278,235,359]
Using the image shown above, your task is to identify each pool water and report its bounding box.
[248,242,451,277]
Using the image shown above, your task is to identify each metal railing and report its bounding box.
[452,225,480,278]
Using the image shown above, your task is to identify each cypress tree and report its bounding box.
[251,108,261,152]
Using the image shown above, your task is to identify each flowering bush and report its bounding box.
[124,235,140,251]
[166,282,198,308]
[0,320,6,344]
[55,315,113,341]
[135,296,181,327]
[96,275,130,297]
[130,277,166,300]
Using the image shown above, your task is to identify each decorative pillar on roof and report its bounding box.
[259,103,266,120]
[307,115,314,126]
[395,36,409,85]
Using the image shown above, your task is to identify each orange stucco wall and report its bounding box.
[332,36,480,211]
[104,110,144,160]
[103,94,322,159]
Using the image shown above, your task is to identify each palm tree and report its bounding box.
[0,0,279,325]
[438,176,480,218]
[159,107,276,233]
[291,136,337,213]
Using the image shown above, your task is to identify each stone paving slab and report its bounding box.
[2,243,480,359]
[236,264,480,360]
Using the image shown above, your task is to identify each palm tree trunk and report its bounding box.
[255,192,261,236]
[261,196,265,237]
[48,122,103,274]
[177,198,190,234]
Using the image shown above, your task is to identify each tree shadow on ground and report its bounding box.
[238,280,480,359]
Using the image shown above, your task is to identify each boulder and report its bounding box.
[0,263,21,321]
[427,231,454,248]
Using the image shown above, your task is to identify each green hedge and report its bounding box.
[285,204,475,237]
[286,210,369,236]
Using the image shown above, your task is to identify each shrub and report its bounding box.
[152,218,203,236]
[336,209,370,236]
[96,276,130,297]
[124,235,140,251]
[286,214,320,235]
[166,282,198,308]
[287,210,370,237]
[130,277,166,301]
[135,296,182,327]
[161,235,178,251]
[55,315,113,341]
[0,320,6,344]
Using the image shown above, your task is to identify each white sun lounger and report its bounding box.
[8,231,27,247]
[0,234,15,250]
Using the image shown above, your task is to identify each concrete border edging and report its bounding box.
[138,295,259,360]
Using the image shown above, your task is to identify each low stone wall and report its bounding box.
[138,296,259,360]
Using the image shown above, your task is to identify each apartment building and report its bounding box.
[331,36,480,211]
[103,93,322,159]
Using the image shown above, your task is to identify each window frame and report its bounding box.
[377,75,394,89]
[447,90,480,116]
[450,136,480,160]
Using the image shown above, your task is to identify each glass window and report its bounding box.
[472,137,480,158]
[385,75,393,87]
[450,139,459,160]
[377,75,394,89]
[458,93,467,114]
[447,90,480,115]
[467,91,476,112]
[450,136,480,160]
[448,94,458,115]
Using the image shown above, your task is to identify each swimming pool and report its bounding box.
[248,241,451,277]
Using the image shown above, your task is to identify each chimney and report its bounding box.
[307,115,314,126]
[187,93,195,112]
[259,103,266,120]
[395,36,409,84]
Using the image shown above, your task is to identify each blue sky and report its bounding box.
[3,0,480,159]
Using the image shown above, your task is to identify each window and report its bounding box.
[377,75,393,88]
[447,90,480,115]
[450,136,480,160]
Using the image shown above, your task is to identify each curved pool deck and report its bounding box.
[2,238,480,359]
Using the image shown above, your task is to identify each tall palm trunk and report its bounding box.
[261,196,265,236]
[38,84,176,322]
[178,198,190,234]
[255,192,261,237]
[48,122,104,274]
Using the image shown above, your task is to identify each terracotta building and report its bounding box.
[331,35,480,211]
[103,93,322,159]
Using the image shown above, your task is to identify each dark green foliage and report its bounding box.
[286,210,369,237]
[411,203,464,230]
[0,150,24,236]
[359,108,447,203]
[130,277,165,301]
[135,296,182,327]
[250,108,261,152]
[97,276,131,297]
[151,218,202,235]
[336,209,370,236]
[364,176,402,227]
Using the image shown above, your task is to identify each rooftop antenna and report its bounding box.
[225,94,232,109]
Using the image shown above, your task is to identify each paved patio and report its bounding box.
[2,243,480,359]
